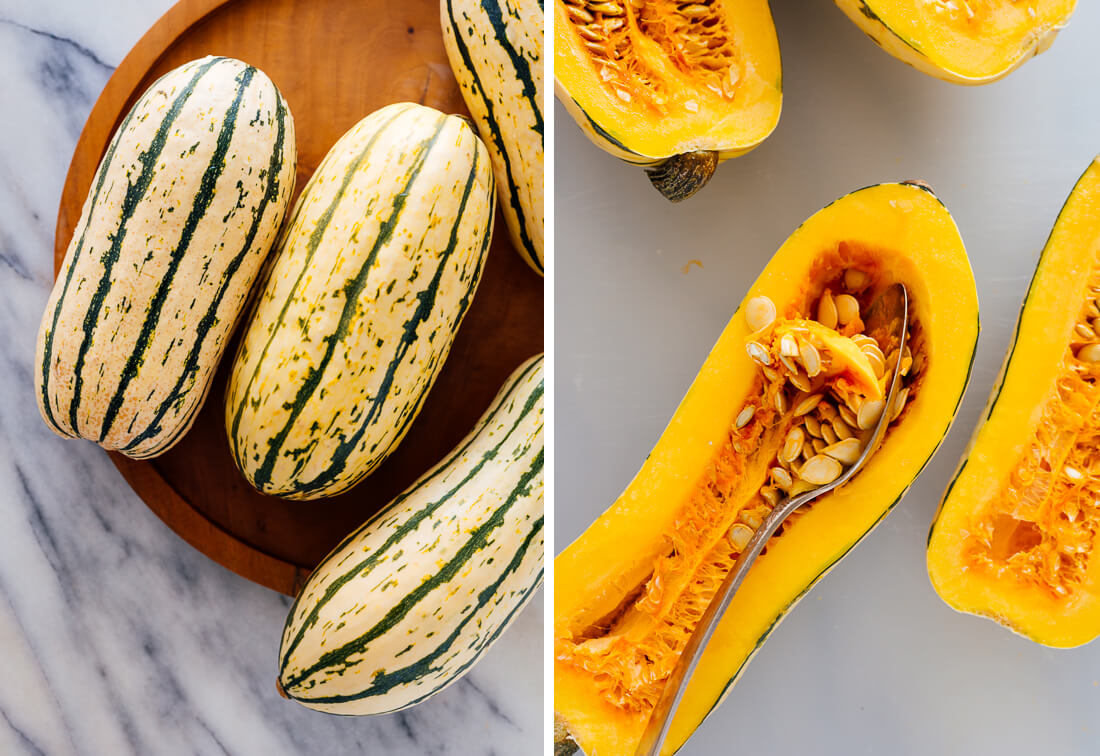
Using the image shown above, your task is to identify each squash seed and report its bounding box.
[1065,466,1084,482]
[745,295,777,332]
[679,3,710,19]
[728,523,754,551]
[864,349,886,379]
[604,17,625,31]
[820,423,839,446]
[760,485,780,506]
[735,405,755,428]
[1092,317,1100,335]
[1076,323,1097,341]
[844,269,870,291]
[762,366,780,382]
[817,401,838,422]
[843,392,864,414]
[578,24,603,41]
[889,387,910,422]
[780,334,800,358]
[799,341,822,377]
[799,455,843,486]
[771,466,793,489]
[811,438,828,454]
[823,437,861,465]
[794,393,823,417]
[774,390,788,414]
[817,292,838,330]
[803,414,823,437]
[831,418,854,440]
[789,369,812,393]
[835,294,860,325]
[779,354,800,375]
[739,510,763,530]
[837,403,859,428]
[590,1,624,14]
[1078,344,1100,363]
[780,428,805,464]
[857,399,885,430]
[567,5,595,22]
[746,341,772,365]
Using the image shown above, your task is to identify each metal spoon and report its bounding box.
[633,282,909,756]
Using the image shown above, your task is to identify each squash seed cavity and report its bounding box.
[554,267,919,715]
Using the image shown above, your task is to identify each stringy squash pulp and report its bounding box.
[929,158,1100,647]
[835,0,1077,84]
[555,183,978,756]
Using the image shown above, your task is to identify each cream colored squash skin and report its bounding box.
[226,103,495,501]
[35,56,296,458]
[835,0,1076,85]
[442,0,544,274]
[278,355,544,714]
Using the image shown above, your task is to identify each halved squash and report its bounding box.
[835,0,1077,85]
[929,158,1100,648]
[555,0,782,201]
[554,182,978,756]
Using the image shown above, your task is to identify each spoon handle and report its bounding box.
[633,283,908,756]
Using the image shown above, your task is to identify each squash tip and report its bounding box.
[646,151,719,202]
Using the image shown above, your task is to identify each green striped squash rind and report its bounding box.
[35,56,297,459]
[226,103,495,500]
[278,354,544,714]
[442,0,544,275]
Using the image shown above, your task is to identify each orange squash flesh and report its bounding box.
[929,158,1100,648]
[555,183,978,756]
[835,0,1077,84]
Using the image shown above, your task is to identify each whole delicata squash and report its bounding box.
[929,158,1100,648]
[555,182,978,756]
[835,0,1077,84]
[555,0,782,201]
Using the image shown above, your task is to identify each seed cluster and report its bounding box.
[557,268,919,715]
[734,275,913,520]
[965,285,1100,597]
[563,0,742,112]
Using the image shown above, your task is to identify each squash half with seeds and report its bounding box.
[835,0,1077,84]
[929,158,1100,647]
[555,0,782,201]
[555,182,978,756]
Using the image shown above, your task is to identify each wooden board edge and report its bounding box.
[109,452,310,596]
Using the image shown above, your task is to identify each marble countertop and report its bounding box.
[557,3,1100,755]
[0,1,541,754]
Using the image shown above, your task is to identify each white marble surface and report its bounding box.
[557,3,1100,755]
[0,1,542,754]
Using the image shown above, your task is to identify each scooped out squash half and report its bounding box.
[835,0,1077,85]
[555,0,782,201]
[554,182,978,756]
[929,158,1100,648]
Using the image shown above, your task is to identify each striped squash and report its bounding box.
[442,0,544,274]
[226,103,495,500]
[277,354,544,714]
[35,56,296,459]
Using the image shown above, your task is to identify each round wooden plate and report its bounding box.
[53,0,543,596]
